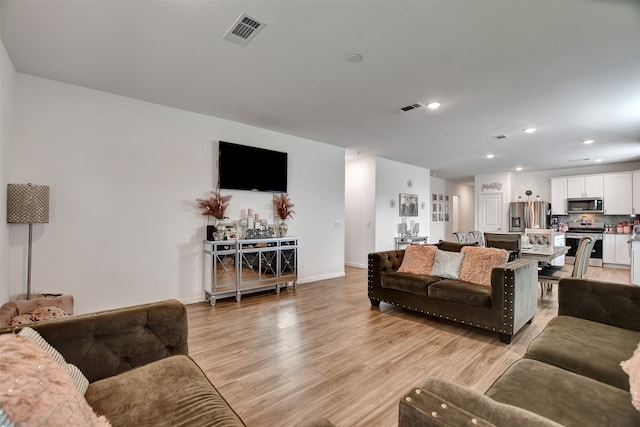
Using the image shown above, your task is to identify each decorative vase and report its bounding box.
[278,220,288,237]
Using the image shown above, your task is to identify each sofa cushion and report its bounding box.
[437,240,477,252]
[381,272,441,296]
[621,340,640,412]
[459,246,509,286]
[486,359,640,427]
[431,249,465,280]
[85,355,245,427]
[524,315,640,391]
[397,244,436,275]
[0,333,110,426]
[428,279,492,308]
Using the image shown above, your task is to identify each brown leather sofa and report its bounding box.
[399,278,640,426]
[368,241,539,343]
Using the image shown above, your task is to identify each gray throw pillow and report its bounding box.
[431,249,465,280]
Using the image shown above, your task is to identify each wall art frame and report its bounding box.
[399,193,418,217]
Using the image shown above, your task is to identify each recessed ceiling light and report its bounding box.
[516,167,523,171]
[345,53,363,63]
[486,154,495,159]
[426,102,441,110]
[594,158,603,163]
[523,128,536,134]
[582,139,594,145]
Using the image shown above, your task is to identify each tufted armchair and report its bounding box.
[468,231,484,246]
[451,232,469,243]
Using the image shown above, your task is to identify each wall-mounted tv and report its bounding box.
[218,141,288,192]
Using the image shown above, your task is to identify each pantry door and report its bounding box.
[479,192,503,232]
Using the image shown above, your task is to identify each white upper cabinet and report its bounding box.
[567,175,603,198]
[633,171,640,214]
[550,178,567,215]
[603,173,632,215]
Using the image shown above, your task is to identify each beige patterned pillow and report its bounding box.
[459,246,509,286]
[397,245,437,275]
[430,249,465,280]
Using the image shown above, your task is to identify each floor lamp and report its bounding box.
[7,183,50,300]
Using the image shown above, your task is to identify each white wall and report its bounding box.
[0,25,16,304]
[8,74,345,313]
[345,157,375,268]
[374,157,430,252]
[452,182,475,233]
[429,177,454,243]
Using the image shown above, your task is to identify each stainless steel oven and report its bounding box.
[565,220,604,267]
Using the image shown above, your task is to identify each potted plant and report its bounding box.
[196,191,232,240]
[273,193,295,237]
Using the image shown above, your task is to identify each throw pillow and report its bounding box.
[459,246,510,287]
[18,327,89,395]
[8,306,69,327]
[397,245,437,275]
[431,249,465,280]
[30,306,69,322]
[0,334,111,426]
[621,341,640,412]
[9,313,34,327]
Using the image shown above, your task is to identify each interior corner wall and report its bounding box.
[9,73,346,314]
[374,157,430,251]
[452,182,475,232]
[0,31,16,305]
[345,157,376,268]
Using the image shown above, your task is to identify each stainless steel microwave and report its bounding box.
[567,198,604,213]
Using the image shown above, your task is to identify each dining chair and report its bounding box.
[484,232,521,261]
[452,232,470,244]
[468,231,485,246]
[538,236,594,297]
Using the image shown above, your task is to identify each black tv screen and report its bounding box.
[218,141,288,192]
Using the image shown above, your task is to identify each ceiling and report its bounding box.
[2,0,640,182]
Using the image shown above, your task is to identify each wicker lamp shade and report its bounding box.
[7,183,49,224]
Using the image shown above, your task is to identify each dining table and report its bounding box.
[520,245,570,264]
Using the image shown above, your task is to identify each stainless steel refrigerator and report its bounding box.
[509,201,551,232]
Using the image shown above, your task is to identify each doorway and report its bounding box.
[479,192,503,232]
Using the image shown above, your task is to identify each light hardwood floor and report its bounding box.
[187,265,631,427]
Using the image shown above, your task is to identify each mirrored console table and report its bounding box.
[203,237,298,306]
[395,235,429,250]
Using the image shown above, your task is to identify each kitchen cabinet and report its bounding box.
[603,234,631,266]
[603,173,632,215]
[567,175,603,198]
[615,234,631,265]
[550,178,567,214]
[603,234,615,264]
[633,171,640,214]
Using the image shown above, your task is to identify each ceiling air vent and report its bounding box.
[223,13,266,47]
[394,103,425,113]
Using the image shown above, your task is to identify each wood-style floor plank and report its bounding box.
[186,264,631,427]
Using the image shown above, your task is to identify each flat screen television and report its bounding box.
[218,141,288,192]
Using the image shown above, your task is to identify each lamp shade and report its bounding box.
[7,183,50,224]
